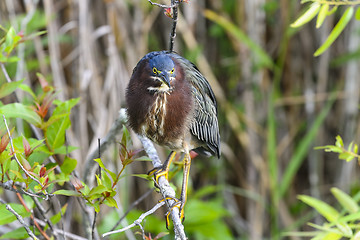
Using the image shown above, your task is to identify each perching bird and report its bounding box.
[126,51,220,223]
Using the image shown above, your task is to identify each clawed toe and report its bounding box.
[162,197,185,229]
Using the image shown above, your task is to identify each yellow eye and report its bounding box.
[153,67,157,74]
[170,68,175,74]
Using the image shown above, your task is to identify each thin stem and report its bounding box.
[0,181,46,198]
[169,0,179,52]
[102,201,165,237]
[15,190,51,240]
[0,198,38,240]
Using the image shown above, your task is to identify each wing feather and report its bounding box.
[169,53,220,158]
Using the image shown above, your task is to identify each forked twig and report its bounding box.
[102,201,165,237]
[148,0,177,8]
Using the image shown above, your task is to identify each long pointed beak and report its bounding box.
[159,72,171,87]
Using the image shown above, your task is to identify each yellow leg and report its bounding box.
[148,151,176,183]
[179,152,191,220]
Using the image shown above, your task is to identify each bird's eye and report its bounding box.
[170,68,175,74]
[153,67,157,74]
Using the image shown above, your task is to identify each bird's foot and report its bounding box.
[148,166,169,185]
[159,197,185,229]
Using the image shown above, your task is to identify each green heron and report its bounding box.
[126,51,220,222]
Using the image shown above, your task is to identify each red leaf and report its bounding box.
[0,134,10,154]
[70,176,84,191]
[37,73,50,92]
[23,138,33,158]
[164,8,173,18]
[39,165,46,178]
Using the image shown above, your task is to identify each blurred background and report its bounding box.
[0,0,360,239]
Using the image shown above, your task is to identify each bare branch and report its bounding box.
[137,136,187,240]
[0,181,48,199]
[147,0,177,8]
[102,201,165,237]
[0,198,37,240]
[110,188,153,231]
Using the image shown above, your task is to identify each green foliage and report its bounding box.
[53,126,145,213]
[184,199,232,240]
[0,26,22,63]
[315,135,359,163]
[0,226,38,239]
[291,136,360,239]
[289,188,360,239]
[0,204,31,225]
[291,1,358,56]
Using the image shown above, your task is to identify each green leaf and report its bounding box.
[3,27,21,55]
[53,98,80,114]
[104,197,118,208]
[42,112,70,129]
[121,125,132,149]
[53,145,77,155]
[355,7,360,20]
[0,203,31,225]
[46,116,70,150]
[102,171,112,189]
[316,4,329,28]
[338,152,354,161]
[0,150,11,165]
[331,188,359,214]
[92,202,100,213]
[0,227,37,239]
[314,7,354,56]
[134,156,152,161]
[131,173,151,180]
[88,185,107,197]
[49,203,67,227]
[291,2,321,28]
[298,195,340,222]
[307,223,343,239]
[335,135,344,148]
[336,211,360,223]
[0,80,24,99]
[53,189,81,197]
[316,145,343,153]
[320,232,342,240]
[0,103,41,126]
[45,98,79,150]
[327,6,338,16]
[60,157,77,175]
[18,84,36,99]
[93,158,117,181]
